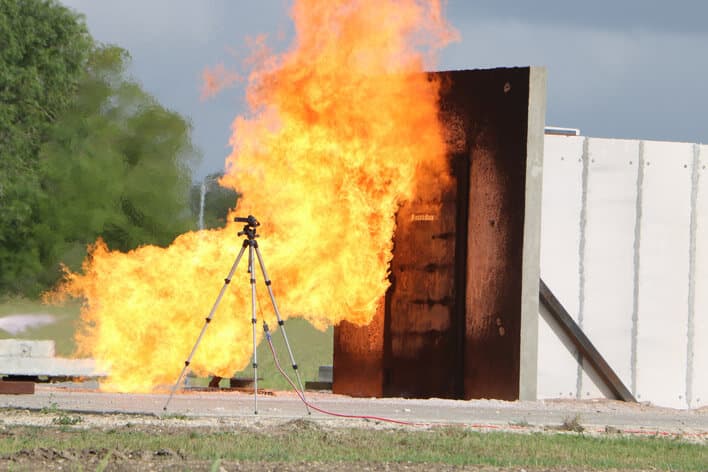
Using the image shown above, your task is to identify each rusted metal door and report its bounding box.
[334,68,542,401]
[382,150,468,398]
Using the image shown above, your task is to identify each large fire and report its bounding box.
[50,0,457,392]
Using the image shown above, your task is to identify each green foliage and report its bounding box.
[209,458,223,472]
[95,450,113,472]
[560,414,585,432]
[36,44,199,279]
[190,173,239,229]
[0,0,200,295]
[51,413,83,425]
[40,401,60,415]
[0,0,91,294]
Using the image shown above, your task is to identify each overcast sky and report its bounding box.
[60,0,708,180]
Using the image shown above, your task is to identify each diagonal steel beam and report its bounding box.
[539,278,636,402]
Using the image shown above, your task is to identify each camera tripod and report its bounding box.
[163,215,309,415]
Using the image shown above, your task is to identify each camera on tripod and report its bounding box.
[164,214,309,415]
[234,215,260,227]
[235,215,260,239]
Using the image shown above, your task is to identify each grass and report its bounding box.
[184,316,333,391]
[231,317,333,390]
[51,413,83,425]
[0,425,704,470]
[0,296,82,356]
[560,414,585,433]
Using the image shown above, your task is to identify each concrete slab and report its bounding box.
[0,357,102,377]
[0,339,104,378]
[0,339,55,358]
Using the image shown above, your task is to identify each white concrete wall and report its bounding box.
[539,135,707,409]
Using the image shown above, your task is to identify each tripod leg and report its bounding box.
[163,241,248,412]
[254,243,311,414]
[249,243,258,415]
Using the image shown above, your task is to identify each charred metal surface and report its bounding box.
[382,152,463,398]
[332,304,384,397]
[460,67,531,400]
[333,68,541,401]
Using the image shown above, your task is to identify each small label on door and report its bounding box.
[411,213,436,222]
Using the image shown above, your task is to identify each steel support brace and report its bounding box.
[539,278,636,402]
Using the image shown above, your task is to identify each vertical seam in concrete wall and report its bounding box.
[577,136,590,399]
[631,141,645,396]
[686,143,700,408]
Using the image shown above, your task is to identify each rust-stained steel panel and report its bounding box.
[0,380,35,394]
[333,68,539,401]
[461,68,530,400]
[382,151,468,398]
[383,181,458,397]
[332,304,384,397]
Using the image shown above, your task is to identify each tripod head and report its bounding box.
[235,215,260,240]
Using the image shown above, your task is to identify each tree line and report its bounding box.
[0,0,236,297]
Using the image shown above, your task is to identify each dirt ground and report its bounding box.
[0,455,662,472]
[0,453,628,472]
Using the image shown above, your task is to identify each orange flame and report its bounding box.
[51,0,457,392]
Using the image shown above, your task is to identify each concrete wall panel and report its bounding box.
[635,141,693,408]
[580,138,639,399]
[538,136,707,409]
[537,135,584,399]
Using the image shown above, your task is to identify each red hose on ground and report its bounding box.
[264,328,419,426]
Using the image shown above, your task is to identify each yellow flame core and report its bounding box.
[51,0,457,392]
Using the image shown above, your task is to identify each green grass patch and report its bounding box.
[0,296,82,356]
[51,413,83,426]
[191,317,333,390]
[0,425,704,470]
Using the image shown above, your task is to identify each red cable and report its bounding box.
[265,331,419,426]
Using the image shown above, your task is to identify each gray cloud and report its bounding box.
[441,17,708,143]
[58,1,708,179]
[449,0,708,35]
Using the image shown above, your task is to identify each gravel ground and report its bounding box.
[0,385,705,437]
